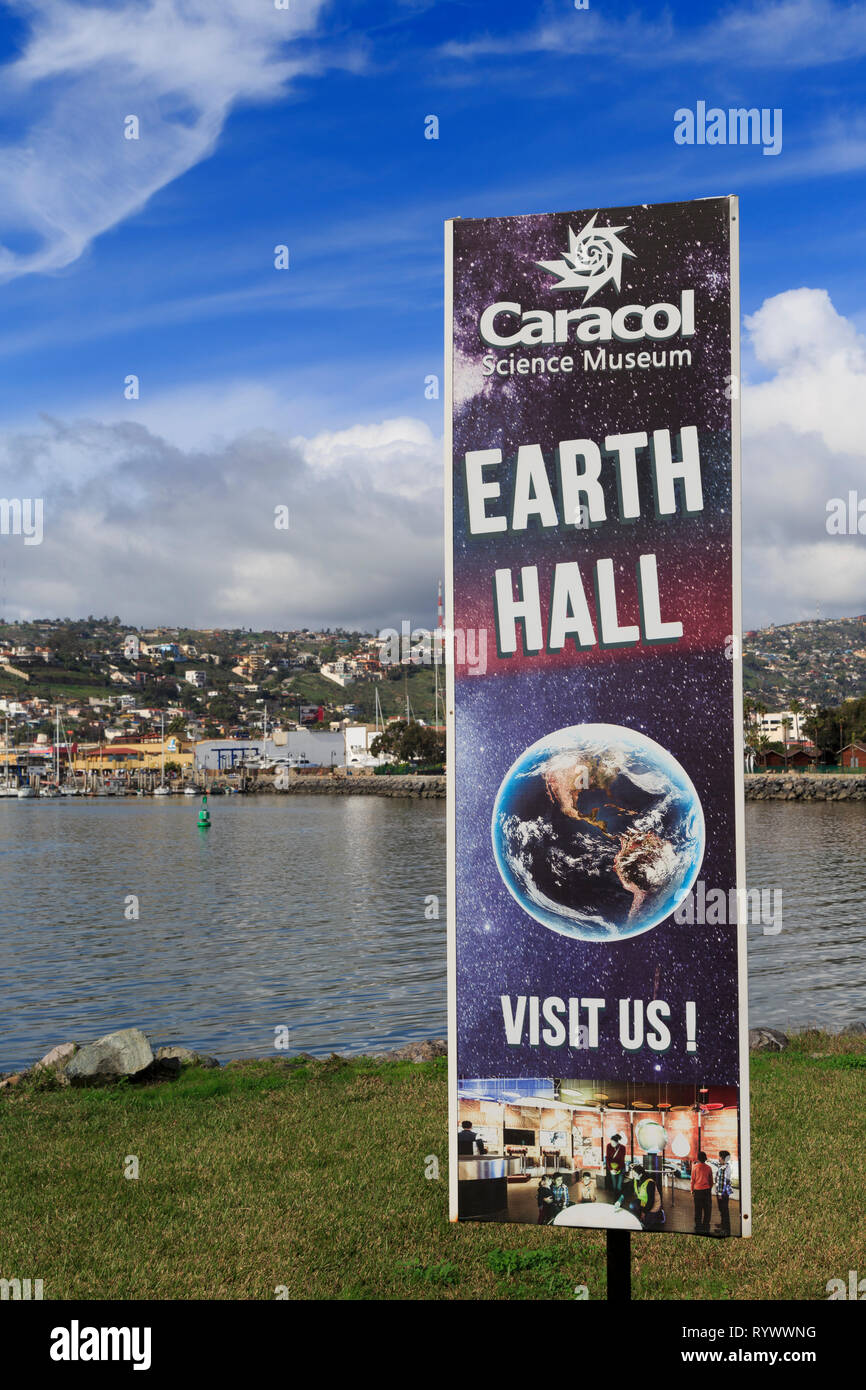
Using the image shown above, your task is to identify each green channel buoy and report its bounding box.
[198,793,211,829]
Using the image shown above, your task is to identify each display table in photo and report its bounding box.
[458,1156,523,1218]
[552,1204,642,1230]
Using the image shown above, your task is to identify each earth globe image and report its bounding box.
[635,1119,668,1153]
[491,723,704,942]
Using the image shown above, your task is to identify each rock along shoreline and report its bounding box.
[744,773,866,801]
[3,1025,865,1093]
[0,1029,450,1091]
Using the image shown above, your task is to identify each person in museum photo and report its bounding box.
[457,1119,486,1156]
[629,1164,665,1230]
[606,1132,626,1196]
[691,1150,714,1234]
[613,1165,640,1218]
[550,1172,571,1214]
[714,1150,733,1237]
[537,1174,556,1224]
[576,1170,597,1204]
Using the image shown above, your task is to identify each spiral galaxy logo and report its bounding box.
[536,214,635,302]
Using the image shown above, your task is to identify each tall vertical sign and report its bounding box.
[445,198,750,1238]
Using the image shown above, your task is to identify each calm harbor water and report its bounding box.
[0,797,863,1072]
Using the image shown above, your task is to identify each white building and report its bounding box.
[320,662,348,687]
[758,710,809,742]
[123,634,140,660]
[194,729,345,772]
[344,724,387,768]
[185,669,207,688]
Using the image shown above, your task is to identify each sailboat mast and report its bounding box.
[59,709,76,789]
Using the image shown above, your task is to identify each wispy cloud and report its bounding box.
[442,0,866,70]
[0,0,347,282]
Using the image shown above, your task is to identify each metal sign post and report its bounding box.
[607,1231,631,1301]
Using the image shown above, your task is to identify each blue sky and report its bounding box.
[0,0,865,630]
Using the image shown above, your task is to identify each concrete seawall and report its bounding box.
[254,774,862,802]
[260,775,445,798]
[745,774,866,801]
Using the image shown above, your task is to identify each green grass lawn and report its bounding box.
[1,1034,863,1301]
[0,672,113,701]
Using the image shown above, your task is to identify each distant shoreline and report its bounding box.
[8,773,862,804]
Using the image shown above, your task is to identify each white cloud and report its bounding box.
[293,418,439,501]
[0,413,442,630]
[0,0,334,281]
[3,287,865,633]
[741,288,866,623]
[745,288,866,455]
[123,380,308,455]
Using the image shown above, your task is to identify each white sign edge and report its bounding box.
[729,193,753,1238]
[444,216,459,1224]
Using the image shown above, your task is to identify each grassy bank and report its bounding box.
[1,1033,864,1301]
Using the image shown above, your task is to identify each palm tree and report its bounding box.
[744,723,758,773]
[743,696,755,736]
[780,716,791,771]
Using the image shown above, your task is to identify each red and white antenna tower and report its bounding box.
[434,578,445,728]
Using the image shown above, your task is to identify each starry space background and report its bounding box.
[449,197,743,1087]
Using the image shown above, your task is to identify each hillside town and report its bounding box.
[1,612,865,792]
[0,616,445,793]
[741,614,866,771]
[743,614,866,707]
